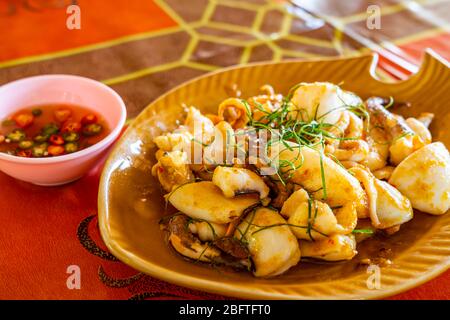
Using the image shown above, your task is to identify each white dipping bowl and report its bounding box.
[0,75,126,186]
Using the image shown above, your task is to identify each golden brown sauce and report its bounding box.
[108,160,439,284]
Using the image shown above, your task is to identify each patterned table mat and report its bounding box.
[1,0,449,118]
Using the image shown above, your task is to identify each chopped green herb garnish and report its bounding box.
[18,140,34,149]
[82,123,103,136]
[32,143,48,157]
[7,129,26,142]
[352,229,375,234]
[34,134,49,143]
[63,132,80,142]
[42,123,59,135]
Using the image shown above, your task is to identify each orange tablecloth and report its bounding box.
[0,0,449,299]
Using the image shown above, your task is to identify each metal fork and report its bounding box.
[288,1,422,79]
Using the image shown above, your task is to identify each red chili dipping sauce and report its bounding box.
[0,104,110,158]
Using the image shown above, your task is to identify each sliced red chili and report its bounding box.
[17,149,32,157]
[13,113,34,128]
[61,121,82,133]
[54,108,72,122]
[49,134,65,145]
[47,145,65,156]
[81,114,98,125]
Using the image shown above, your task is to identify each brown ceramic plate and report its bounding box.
[98,52,450,299]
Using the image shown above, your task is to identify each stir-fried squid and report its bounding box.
[154,82,450,277]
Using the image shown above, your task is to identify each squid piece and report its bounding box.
[300,234,357,261]
[169,233,221,262]
[289,82,362,125]
[346,111,365,138]
[234,207,301,277]
[372,166,395,180]
[366,97,426,166]
[325,110,350,142]
[365,97,412,138]
[212,166,270,199]
[164,215,222,262]
[374,180,413,229]
[185,106,215,145]
[389,135,425,166]
[247,92,283,123]
[273,141,368,221]
[331,139,370,162]
[416,112,434,128]
[163,215,249,268]
[153,130,193,153]
[406,117,432,145]
[151,150,195,192]
[218,98,250,129]
[389,142,450,215]
[326,111,364,142]
[189,163,215,181]
[167,181,260,224]
[188,221,227,242]
[280,188,310,217]
[263,178,293,209]
[259,84,276,96]
[152,129,197,192]
[280,189,347,240]
[325,111,369,162]
[350,166,413,229]
[202,121,236,166]
[361,125,390,172]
